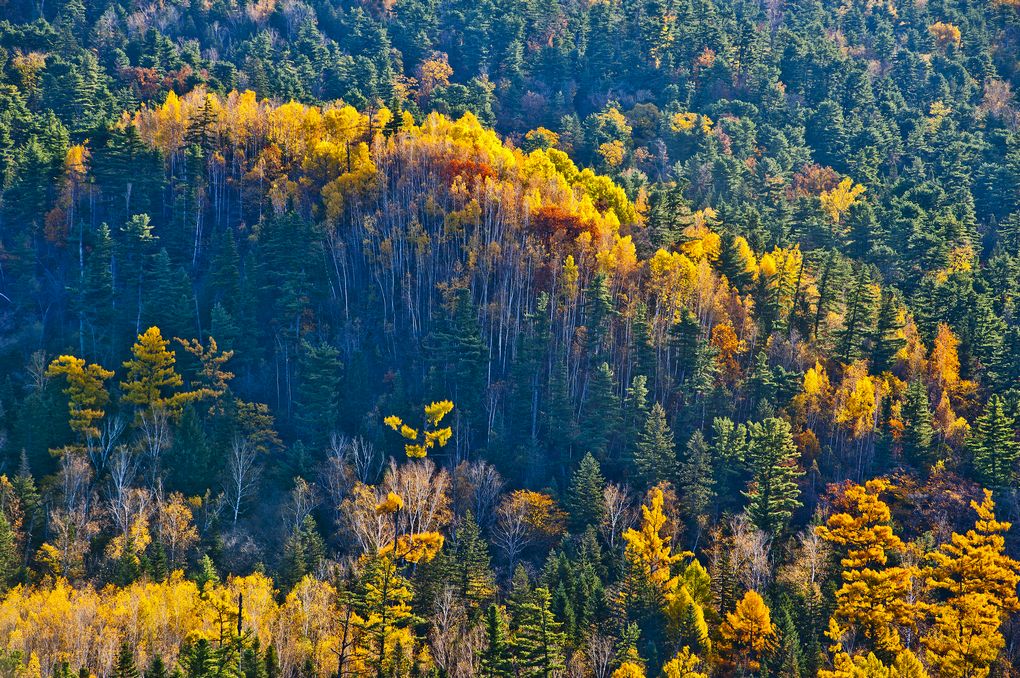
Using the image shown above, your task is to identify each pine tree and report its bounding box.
[584,274,616,362]
[566,452,607,529]
[579,363,621,460]
[0,511,17,591]
[870,289,905,374]
[835,266,876,364]
[633,403,677,488]
[970,395,1019,488]
[114,644,140,678]
[144,656,169,678]
[510,587,566,678]
[901,380,934,468]
[479,604,512,678]
[742,418,803,538]
[295,341,343,448]
[709,417,748,512]
[677,430,714,541]
[453,512,497,615]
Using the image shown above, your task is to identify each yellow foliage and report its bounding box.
[718,590,778,671]
[670,112,713,133]
[819,177,865,224]
[45,356,114,440]
[611,661,645,678]
[929,21,962,49]
[816,479,917,656]
[376,492,404,515]
[922,490,1020,678]
[661,647,708,678]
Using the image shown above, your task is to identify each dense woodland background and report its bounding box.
[0,0,1019,676]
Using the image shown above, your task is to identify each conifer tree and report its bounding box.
[480,604,512,678]
[510,586,566,678]
[114,644,139,678]
[871,289,905,374]
[579,363,621,459]
[742,418,803,537]
[816,479,916,660]
[677,430,714,541]
[923,490,1020,678]
[0,511,18,591]
[901,380,934,468]
[566,452,607,529]
[453,512,497,615]
[969,395,1018,488]
[634,403,676,488]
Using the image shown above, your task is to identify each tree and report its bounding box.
[0,512,18,591]
[835,266,876,364]
[969,395,1018,488]
[114,644,139,678]
[677,431,714,541]
[295,341,343,448]
[633,403,676,489]
[121,326,195,415]
[816,480,917,660]
[901,381,934,468]
[622,487,687,597]
[566,453,607,529]
[46,356,115,443]
[742,418,803,538]
[923,490,1020,678]
[718,590,778,673]
[510,587,566,678]
[479,604,512,678]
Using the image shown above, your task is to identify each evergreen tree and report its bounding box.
[743,418,804,538]
[453,512,497,615]
[144,656,169,678]
[871,289,905,374]
[578,362,621,460]
[0,511,18,591]
[678,430,715,541]
[510,587,566,678]
[835,266,877,364]
[114,644,140,678]
[901,380,934,468]
[566,453,606,530]
[633,402,676,488]
[970,395,1019,488]
[479,604,512,678]
[295,341,343,447]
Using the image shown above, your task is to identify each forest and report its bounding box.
[0,0,1019,675]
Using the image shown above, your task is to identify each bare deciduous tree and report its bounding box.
[224,436,260,524]
[599,483,633,551]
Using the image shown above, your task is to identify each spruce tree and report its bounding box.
[678,430,715,540]
[0,511,18,591]
[742,418,804,538]
[295,341,343,447]
[578,362,620,460]
[479,604,512,678]
[510,587,566,678]
[835,265,877,364]
[901,380,934,468]
[633,402,676,488]
[454,512,497,615]
[566,453,606,529]
[144,656,169,678]
[114,644,140,678]
[871,289,905,374]
[970,395,1019,488]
